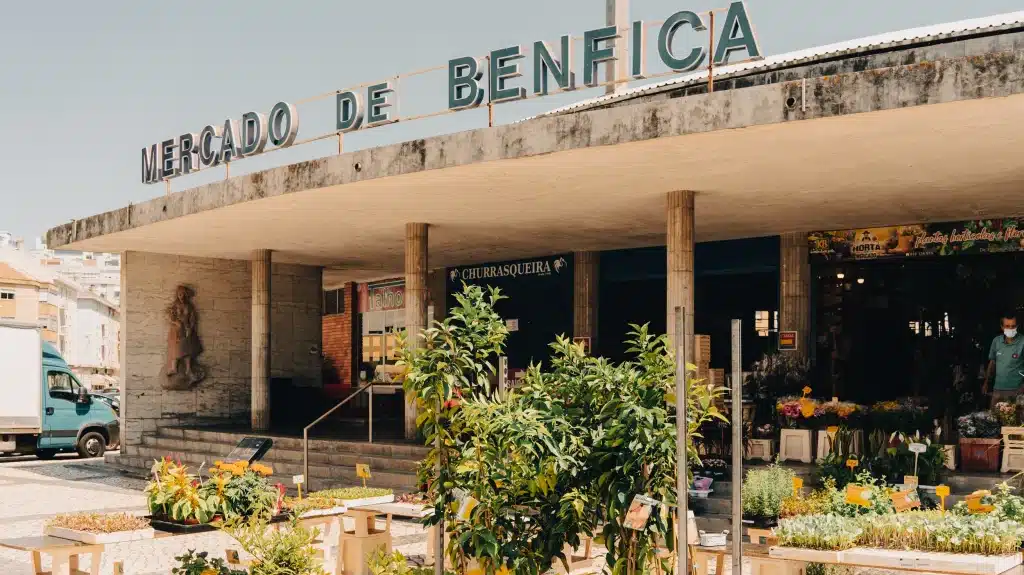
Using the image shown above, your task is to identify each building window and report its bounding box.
[755,310,778,338]
[323,288,345,316]
[0,290,13,300]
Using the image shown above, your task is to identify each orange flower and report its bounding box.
[251,463,273,476]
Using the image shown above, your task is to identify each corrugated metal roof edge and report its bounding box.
[518,10,1024,122]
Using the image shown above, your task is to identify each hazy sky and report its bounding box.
[2,0,1020,242]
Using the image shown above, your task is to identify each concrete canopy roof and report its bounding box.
[48,49,1024,286]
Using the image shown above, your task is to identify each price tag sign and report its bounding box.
[966,491,995,514]
[908,442,928,454]
[356,464,371,479]
[890,489,921,512]
[792,477,803,496]
[936,485,951,512]
[903,475,919,489]
[623,494,657,530]
[293,474,305,485]
[845,484,874,507]
[846,458,859,472]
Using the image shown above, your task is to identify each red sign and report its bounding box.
[359,281,405,312]
[779,331,798,351]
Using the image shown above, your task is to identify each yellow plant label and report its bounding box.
[826,426,839,435]
[890,489,921,512]
[966,491,994,514]
[845,484,873,507]
[799,398,816,418]
[792,477,803,496]
[356,464,372,479]
[935,485,950,498]
[845,458,859,471]
[457,495,479,520]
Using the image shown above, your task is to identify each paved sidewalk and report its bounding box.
[0,456,430,575]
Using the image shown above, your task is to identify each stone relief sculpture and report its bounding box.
[164,284,206,390]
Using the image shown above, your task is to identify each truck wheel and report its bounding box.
[77,432,106,458]
[35,449,57,460]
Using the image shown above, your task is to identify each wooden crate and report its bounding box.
[694,335,711,365]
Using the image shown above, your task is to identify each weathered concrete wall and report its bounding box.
[119,252,321,449]
[47,29,1024,250]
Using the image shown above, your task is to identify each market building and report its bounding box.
[44,9,1024,486]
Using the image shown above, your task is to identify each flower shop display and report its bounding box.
[958,411,1002,472]
[145,457,284,533]
[868,431,946,487]
[773,511,1024,574]
[741,464,795,527]
[869,399,930,435]
[44,512,153,544]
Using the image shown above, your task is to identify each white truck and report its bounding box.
[0,321,119,458]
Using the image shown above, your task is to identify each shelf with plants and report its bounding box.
[44,512,153,544]
[145,458,285,533]
[286,486,395,516]
[958,410,1002,472]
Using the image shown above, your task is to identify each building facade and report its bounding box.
[43,11,1024,452]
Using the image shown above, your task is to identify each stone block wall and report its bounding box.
[120,251,322,448]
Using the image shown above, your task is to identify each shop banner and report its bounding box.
[358,281,405,312]
[809,217,1024,262]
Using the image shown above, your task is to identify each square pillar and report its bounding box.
[251,249,271,431]
[667,191,695,365]
[573,251,599,350]
[779,232,811,358]
[404,223,428,440]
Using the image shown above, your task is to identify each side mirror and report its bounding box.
[77,387,91,404]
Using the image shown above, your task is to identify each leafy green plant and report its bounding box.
[775,514,861,550]
[221,515,325,575]
[171,550,247,575]
[819,472,894,517]
[145,458,221,524]
[741,464,795,521]
[367,547,453,575]
[952,482,1024,522]
[401,284,726,575]
[868,432,946,486]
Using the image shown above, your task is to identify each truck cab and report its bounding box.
[32,343,120,459]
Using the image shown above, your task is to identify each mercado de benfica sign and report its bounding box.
[809,217,1024,262]
[141,2,761,185]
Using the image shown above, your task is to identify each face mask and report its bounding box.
[1006,329,1018,339]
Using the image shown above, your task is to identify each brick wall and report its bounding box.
[120,251,322,448]
[322,283,354,389]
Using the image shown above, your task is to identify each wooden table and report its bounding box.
[0,536,104,575]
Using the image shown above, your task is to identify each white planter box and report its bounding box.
[341,494,395,508]
[299,505,348,518]
[45,525,154,544]
[745,439,774,462]
[843,548,1022,575]
[779,429,813,463]
[768,547,844,564]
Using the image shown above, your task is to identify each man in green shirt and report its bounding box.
[983,311,1024,407]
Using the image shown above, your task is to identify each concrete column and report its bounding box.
[404,223,428,440]
[251,249,271,431]
[779,232,811,358]
[573,251,599,351]
[605,0,629,95]
[667,191,695,365]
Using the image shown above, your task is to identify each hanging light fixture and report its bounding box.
[836,272,845,279]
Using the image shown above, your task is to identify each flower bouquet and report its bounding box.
[777,387,820,429]
[994,401,1019,427]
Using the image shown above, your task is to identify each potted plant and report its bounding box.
[777,389,818,462]
[741,464,795,528]
[958,411,1002,472]
[45,513,153,544]
[171,550,248,575]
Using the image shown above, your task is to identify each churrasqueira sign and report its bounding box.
[142,1,760,184]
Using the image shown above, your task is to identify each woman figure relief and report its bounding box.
[166,285,206,386]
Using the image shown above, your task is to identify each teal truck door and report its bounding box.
[41,370,86,449]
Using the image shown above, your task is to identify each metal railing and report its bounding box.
[302,382,375,486]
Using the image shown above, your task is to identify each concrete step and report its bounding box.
[117,443,419,492]
[159,426,429,460]
[141,435,420,473]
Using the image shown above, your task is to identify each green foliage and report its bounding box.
[145,459,222,524]
[221,515,325,575]
[401,284,726,575]
[171,550,247,575]
[819,472,895,517]
[367,548,453,575]
[774,514,862,550]
[308,487,393,501]
[741,465,795,520]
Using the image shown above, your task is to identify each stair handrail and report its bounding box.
[303,382,374,488]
